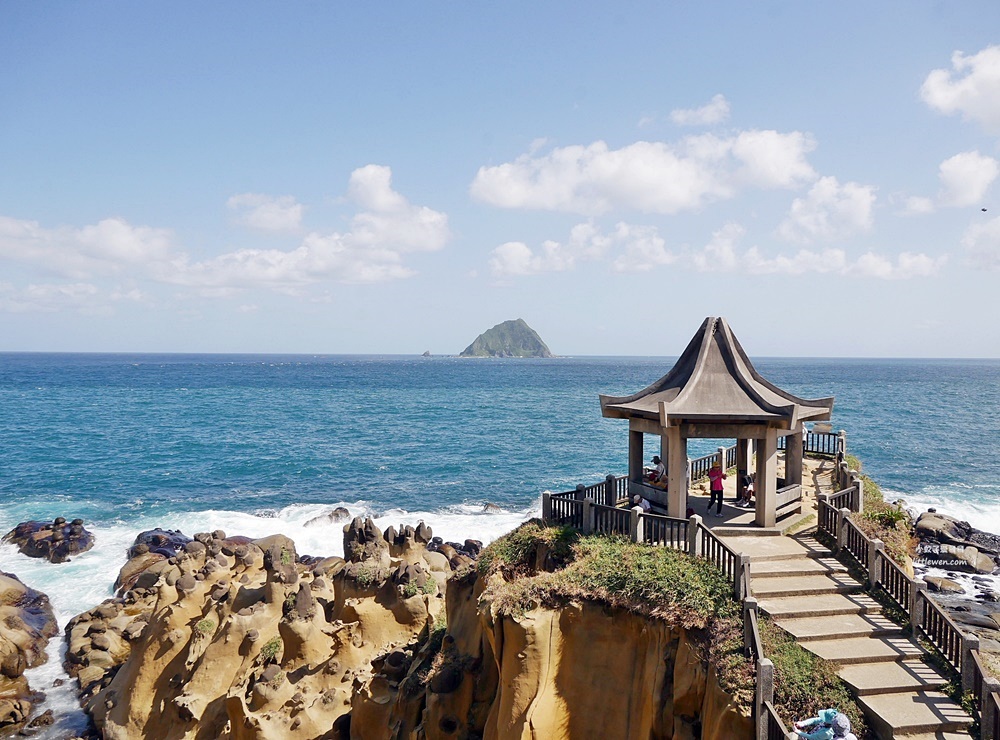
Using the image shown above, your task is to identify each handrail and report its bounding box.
[763,701,794,740]
[639,511,688,549]
[841,517,868,572]
[917,590,965,673]
[875,550,913,616]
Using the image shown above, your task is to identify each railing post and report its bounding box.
[575,483,586,500]
[605,474,616,507]
[630,506,641,543]
[838,429,847,456]
[851,474,864,514]
[687,514,701,556]
[542,491,552,522]
[743,596,758,659]
[836,508,850,553]
[982,671,1000,740]
[868,539,884,588]
[756,658,774,740]
[962,634,981,693]
[582,497,594,534]
[717,445,727,471]
[737,555,750,600]
[910,581,927,635]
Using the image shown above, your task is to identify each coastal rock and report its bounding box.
[64,525,749,740]
[923,575,966,594]
[915,510,1000,562]
[303,507,351,527]
[2,518,95,563]
[0,571,58,735]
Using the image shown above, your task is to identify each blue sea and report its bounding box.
[1,353,998,735]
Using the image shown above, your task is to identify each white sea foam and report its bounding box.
[4,500,538,736]
[883,486,1000,535]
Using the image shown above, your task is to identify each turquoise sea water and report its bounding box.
[0,353,998,735]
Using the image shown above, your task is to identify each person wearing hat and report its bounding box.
[632,494,652,512]
[645,455,666,486]
[794,708,856,740]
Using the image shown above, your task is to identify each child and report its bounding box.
[794,708,856,740]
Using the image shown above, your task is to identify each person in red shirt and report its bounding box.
[708,461,727,517]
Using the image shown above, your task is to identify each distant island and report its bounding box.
[460,318,554,358]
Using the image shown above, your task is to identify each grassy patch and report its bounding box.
[760,617,868,738]
[844,459,916,567]
[260,636,282,662]
[481,522,736,630]
[195,618,215,633]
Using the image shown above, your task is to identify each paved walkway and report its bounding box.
[723,531,973,739]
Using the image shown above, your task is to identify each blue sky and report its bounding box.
[2,2,999,356]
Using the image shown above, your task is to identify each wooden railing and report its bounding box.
[763,701,795,740]
[690,450,720,481]
[592,502,632,536]
[776,430,843,457]
[820,484,999,739]
[640,512,688,549]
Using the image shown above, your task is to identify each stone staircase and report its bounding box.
[726,532,974,739]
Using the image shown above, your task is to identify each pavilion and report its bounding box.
[599,317,834,527]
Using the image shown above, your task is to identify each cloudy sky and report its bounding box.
[2,2,999,356]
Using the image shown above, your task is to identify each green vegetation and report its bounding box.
[401,579,438,598]
[760,617,868,738]
[354,561,384,589]
[279,548,293,566]
[195,618,215,633]
[845,457,916,567]
[479,520,736,628]
[261,636,282,662]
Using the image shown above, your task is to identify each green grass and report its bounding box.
[260,636,282,662]
[760,617,869,738]
[195,618,215,633]
[480,522,737,629]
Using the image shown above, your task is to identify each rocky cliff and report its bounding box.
[63,520,750,739]
[459,319,553,358]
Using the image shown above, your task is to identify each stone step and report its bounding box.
[774,612,902,642]
[858,691,973,737]
[801,635,925,664]
[717,535,832,562]
[893,732,973,739]
[758,592,882,619]
[751,572,863,598]
[839,661,953,696]
[750,556,847,579]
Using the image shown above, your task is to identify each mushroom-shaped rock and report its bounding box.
[343,517,390,565]
[2,519,96,563]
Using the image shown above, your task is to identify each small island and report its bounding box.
[459,318,554,358]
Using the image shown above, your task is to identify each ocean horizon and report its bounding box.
[1,352,998,736]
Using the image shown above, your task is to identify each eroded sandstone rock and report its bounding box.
[0,571,58,734]
[3,518,95,563]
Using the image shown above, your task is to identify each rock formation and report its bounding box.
[3,518,96,563]
[459,319,554,358]
[0,571,58,733]
[63,520,749,739]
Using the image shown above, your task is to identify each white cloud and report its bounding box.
[0,216,172,279]
[777,176,876,244]
[902,196,935,215]
[937,151,998,207]
[489,221,614,276]
[670,94,731,126]
[0,282,101,313]
[0,166,450,302]
[470,130,817,216]
[227,194,304,232]
[489,219,939,281]
[962,215,1000,270]
[921,45,1000,135]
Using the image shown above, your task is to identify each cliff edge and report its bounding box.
[460,319,553,358]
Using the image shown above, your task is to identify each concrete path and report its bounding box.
[724,532,973,739]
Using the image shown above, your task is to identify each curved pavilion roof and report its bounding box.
[599,317,833,429]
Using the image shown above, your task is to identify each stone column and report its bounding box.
[666,426,687,518]
[736,437,749,500]
[628,430,643,484]
[785,425,804,486]
[754,427,778,527]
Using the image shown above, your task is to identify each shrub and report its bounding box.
[477,519,578,577]
[195,618,215,633]
[261,636,282,662]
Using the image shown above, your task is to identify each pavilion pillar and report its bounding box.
[754,427,778,528]
[736,437,749,499]
[628,430,644,483]
[785,425,804,486]
[665,426,687,518]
